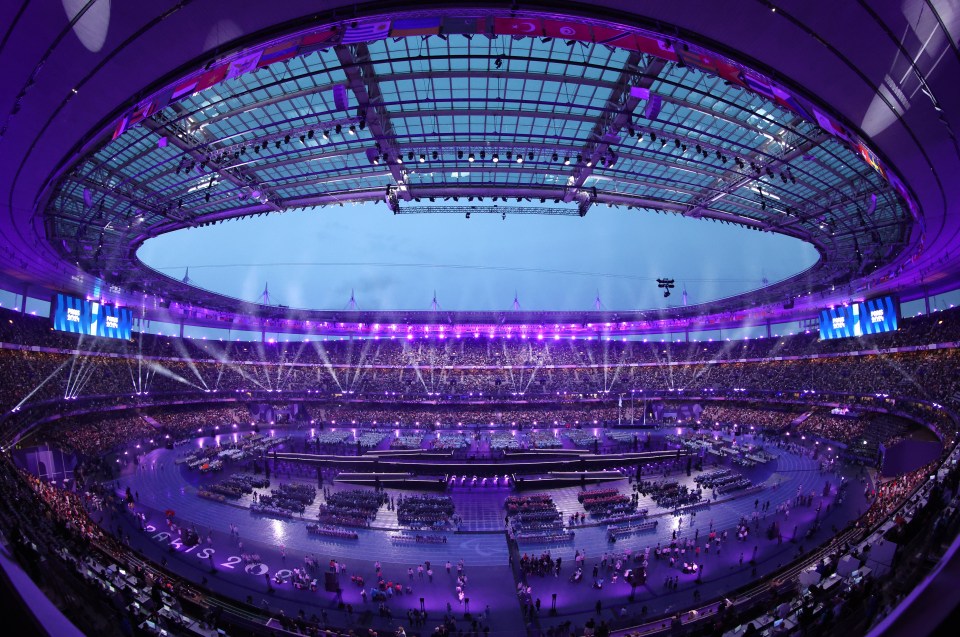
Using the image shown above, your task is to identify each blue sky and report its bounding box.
[137,202,819,312]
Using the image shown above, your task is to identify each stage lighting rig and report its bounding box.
[657,278,675,298]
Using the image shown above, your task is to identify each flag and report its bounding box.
[739,71,776,101]
[226,51,262,80]
[627,33,679,62]
[339,20,391,44]
[677,49,737,80]
[194,65,227,92]
[542,19,590,42]
[812,107,851,141]
[857,142,885,177]
[886,170,909,203]
[770,84,812,120]
[390,17,442,37]
[299,28,338,54]
[592,25,635,47]
[493,17,542,36]
[441,16,488,35]
[257,38,301,68]
[125,98,158,129]
[112,115,130,140]
[171,77,199,100]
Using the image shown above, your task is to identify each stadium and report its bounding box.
[0,2,959,637]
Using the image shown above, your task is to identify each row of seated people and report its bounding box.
[36,406,250,457]
[2,345,958,418]
[3,303,960,370]
[796,411,869,446]
[698,405,799,431]
[145,406,252,437]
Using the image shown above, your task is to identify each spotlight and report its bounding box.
[528,151,534,161]
[322,130,330,140]
[480,151,486,160]
[552,152,559,161]
[335,124,342,134]
[307,130,314,139]
[419,154,426,163]
[359,120,366,130]
[492,153,499,163]
[516,155,523,163]
[458,150,464,159]
[468,153,475,162]
[506,151,512,161]
[432,151,439,160]
[284,134,290,144]
[408,151,414,161]
[349,125,356,135]
[563,157,570,165]
[650,132,657,143]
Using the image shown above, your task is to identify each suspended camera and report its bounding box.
[657,278,676,298]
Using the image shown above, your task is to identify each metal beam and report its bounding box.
[683,132,828,219]
[564,54,663,215]
[396,205,580,217]
[142,110,282,214]
[335,43,409,200]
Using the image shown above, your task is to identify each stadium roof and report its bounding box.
[1,2,958,333]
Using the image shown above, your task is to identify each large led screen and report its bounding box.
[52,293,133,340]
[818,295,899,340]
[819,304,862,340]
[860,295,899,336]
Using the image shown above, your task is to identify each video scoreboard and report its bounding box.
[818,295,898,340]
[52,293,133,340]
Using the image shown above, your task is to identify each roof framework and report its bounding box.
[43,23,909,318]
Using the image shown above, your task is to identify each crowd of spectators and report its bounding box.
[146,406,251,437]
[4,303,960,368]
[0,305,958,467]
[797,411,868,446]
[2,338,958,415]
[699,405,798,432]
[41,413,157,456]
